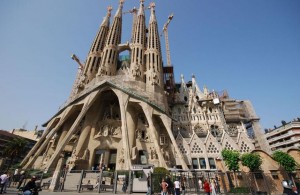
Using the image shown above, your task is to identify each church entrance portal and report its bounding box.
[94,149,117,171]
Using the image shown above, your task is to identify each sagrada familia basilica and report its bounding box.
[21,0,268,172]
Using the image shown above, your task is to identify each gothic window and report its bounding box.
[227,124,238,136]
[184,96,187,102]
[160,135,167,145]
[210,125,221,137]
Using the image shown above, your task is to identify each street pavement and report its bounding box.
[4,187,146,195]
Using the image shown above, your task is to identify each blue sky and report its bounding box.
[0,0,299,131]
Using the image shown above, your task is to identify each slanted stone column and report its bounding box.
[114,89,131,169]
[140,102,167,167]
[22,107,72,169]
[49,155,65,191]
[75,124,92,158]
[45,91,99,172]
[159,114,189,170]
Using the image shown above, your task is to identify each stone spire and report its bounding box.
[97,0,124,77]
[83,6,112,84]
[130,0,146,81]
[179,74,189,102]
[191,74,205,100]
[145,2,163,90]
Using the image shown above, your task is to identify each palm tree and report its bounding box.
[3,137,28,170]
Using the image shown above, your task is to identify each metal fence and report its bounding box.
[5,168,300,194]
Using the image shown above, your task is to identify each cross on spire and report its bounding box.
[119,0,124,5]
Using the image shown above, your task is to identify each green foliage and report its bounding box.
[221,149,240,171]
[153,167,168,174]
[3,137,28,156]
[3,137,28,170]
[240,153,262,171]
[152,167,169,193]
[272,150,296,172]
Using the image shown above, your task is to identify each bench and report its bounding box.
[100,184,114,191]
[41,182,50,189]
[77,184,94,191]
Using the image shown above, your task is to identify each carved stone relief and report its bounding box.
[95,123,122,139]
[136,129,152,142]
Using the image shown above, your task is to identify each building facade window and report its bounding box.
[208,158,216,169]
[199,158,206,169]
[192,158,199,169]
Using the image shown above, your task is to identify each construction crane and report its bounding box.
[123,8,138,42]
[161,14,174,67]
[161,14,175,102]
[70,54,85,97]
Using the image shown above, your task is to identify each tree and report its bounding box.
[3,137,28,170]
[272,150,296,172]
[240,153,262,172]
[221,149,240,171]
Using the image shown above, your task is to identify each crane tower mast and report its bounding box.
[162,14,173,67]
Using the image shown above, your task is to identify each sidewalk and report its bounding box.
[4,187,146,195]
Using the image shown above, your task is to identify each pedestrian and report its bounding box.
[122,176,128,193]
[214,177,220,193]
[22,176,38,195]
[0,172,8,194]
[198,178,202,190]
[17,171,25,189]
[210,179,217,195]
[174,177,181,195]
[3,173,11,193]
[146,174,151,195]
[166,175,173,195]
[161,179,168,195]
[181,180,185,195]
[203,179,211,195]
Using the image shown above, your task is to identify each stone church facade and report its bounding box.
[21,0,266,172]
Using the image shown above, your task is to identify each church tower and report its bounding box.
[145,2,164,91]
[82,7,112,84]
[97,0,123,76]
[130,0,146,81]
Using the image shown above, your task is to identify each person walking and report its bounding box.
[17,171,25,189]
[0,172,8,194]
[174,177,181,195]
[203,179,211,195]
[198,179,203,190]
[3,173,11,193]
[210,179,217,195]
[181,181,185,195]
[161,179,168,195]
[146,174,151,195]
